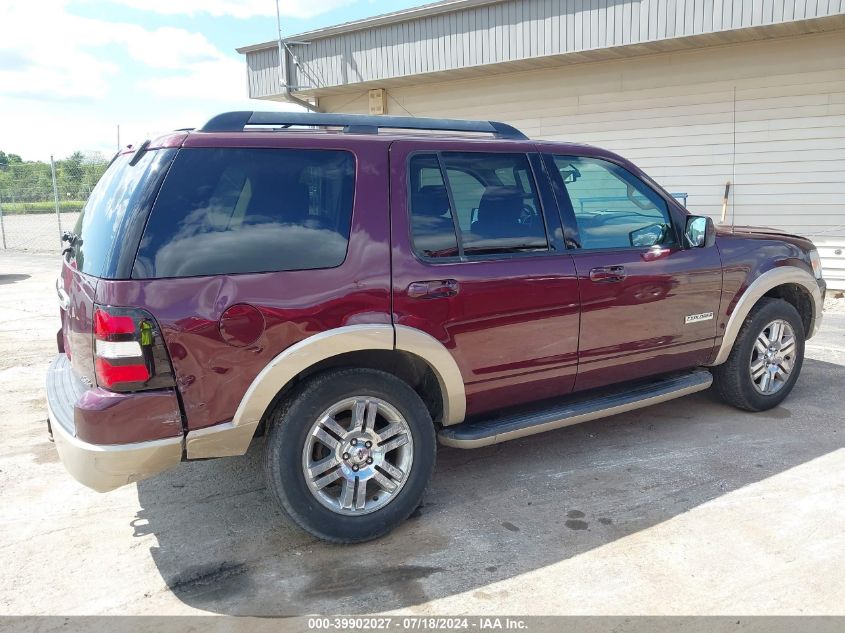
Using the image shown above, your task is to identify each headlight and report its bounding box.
[809,249,823,279]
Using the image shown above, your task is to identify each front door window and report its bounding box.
[553,156,676,250]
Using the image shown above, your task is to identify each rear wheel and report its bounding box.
[712,298,805,411]
[264,368,436,543]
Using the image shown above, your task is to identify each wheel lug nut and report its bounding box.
[352,464,359,472]
[365,441,372,448]
[366,457,373,464]
[351,439,358,446]
[342,453,350,460]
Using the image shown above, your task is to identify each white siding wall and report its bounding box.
[243,0,845,96]
[322,31,845,289]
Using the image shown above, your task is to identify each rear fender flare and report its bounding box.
[185,324,466,459]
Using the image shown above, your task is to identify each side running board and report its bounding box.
[438,369,713,449]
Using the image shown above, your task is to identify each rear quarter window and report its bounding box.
[71,149,175,278]
[132,148,355,279]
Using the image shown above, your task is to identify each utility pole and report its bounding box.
[0,195,6,250]
[275,0,287,98]
[275,0,318,112]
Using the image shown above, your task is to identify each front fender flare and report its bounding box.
[707,266,823,367]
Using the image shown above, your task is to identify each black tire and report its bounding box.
[711,298,805,412]
[264,368,436,543]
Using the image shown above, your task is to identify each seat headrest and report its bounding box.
[412,185,450,218]
[474,186,524,235]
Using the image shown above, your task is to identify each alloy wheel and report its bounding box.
[749,319,796,395]
[301,396,414,516]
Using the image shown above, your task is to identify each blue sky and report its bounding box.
[0,0,427,161]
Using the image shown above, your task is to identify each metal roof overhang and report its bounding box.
[237,2,845,101]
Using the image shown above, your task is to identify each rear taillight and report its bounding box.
[93,305,175,392]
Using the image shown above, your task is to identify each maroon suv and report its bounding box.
[47,111,826,542]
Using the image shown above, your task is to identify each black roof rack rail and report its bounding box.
[199,111,528,140]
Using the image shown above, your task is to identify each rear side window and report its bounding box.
[133,148,355,278]
[407,155,459,258]
[71,149,175,278]
[408,152,549,259]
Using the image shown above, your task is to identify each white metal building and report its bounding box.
[238,0,845,289]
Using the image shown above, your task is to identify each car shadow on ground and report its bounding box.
[0,274,31,285]
[136,357,845,615]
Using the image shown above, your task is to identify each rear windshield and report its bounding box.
[70,149,175,278]
[132,148,356,279]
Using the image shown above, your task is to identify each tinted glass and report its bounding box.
[441,152,548,256]
[71,149,174,277]
[133,148,355,278]
[408,154,459,258]
[553,156,675,250]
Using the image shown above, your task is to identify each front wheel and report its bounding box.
[712,298,805,411]
[264,368,436,543]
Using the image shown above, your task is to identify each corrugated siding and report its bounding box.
[245,0,845,96]
[320,31,845,289]
[246,47,282,98]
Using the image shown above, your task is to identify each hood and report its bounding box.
[716,224,815,251]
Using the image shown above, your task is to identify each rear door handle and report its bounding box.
[589,266,626,283]
[407,279,460,299]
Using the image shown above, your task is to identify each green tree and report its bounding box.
[0,151,23,170]
[0,150,108,206]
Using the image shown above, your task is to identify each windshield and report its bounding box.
[69,148,175,278]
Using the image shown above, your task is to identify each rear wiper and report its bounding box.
[128,139,151,166]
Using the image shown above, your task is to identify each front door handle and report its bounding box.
[589,266,626,283]
[407,279,460,299]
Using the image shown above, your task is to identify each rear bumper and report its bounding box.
[46,354,183,492]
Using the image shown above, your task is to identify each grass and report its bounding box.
[0,200,86,215]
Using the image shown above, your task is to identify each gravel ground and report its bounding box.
[1,251,843,618]
[825,296,845,312]
[0,212,80,253]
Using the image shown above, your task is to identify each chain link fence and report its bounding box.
[0,153,108,253]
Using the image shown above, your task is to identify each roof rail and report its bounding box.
[199,111,528,140]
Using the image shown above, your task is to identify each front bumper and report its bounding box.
[811,278,827,338]
[46,354,183,492]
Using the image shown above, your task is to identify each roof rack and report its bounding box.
[199,111,528,140]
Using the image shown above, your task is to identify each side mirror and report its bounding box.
[629,223,667,248]
[684,215,716,248]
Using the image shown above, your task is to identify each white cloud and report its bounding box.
[107,0,355,20]
[0,0,304,161]
[142,57,247,100]
[0,1,246,99]
[124,28,225,70]
[0,97,303,162]
[0,0,361,105]
[0,1,117,99]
